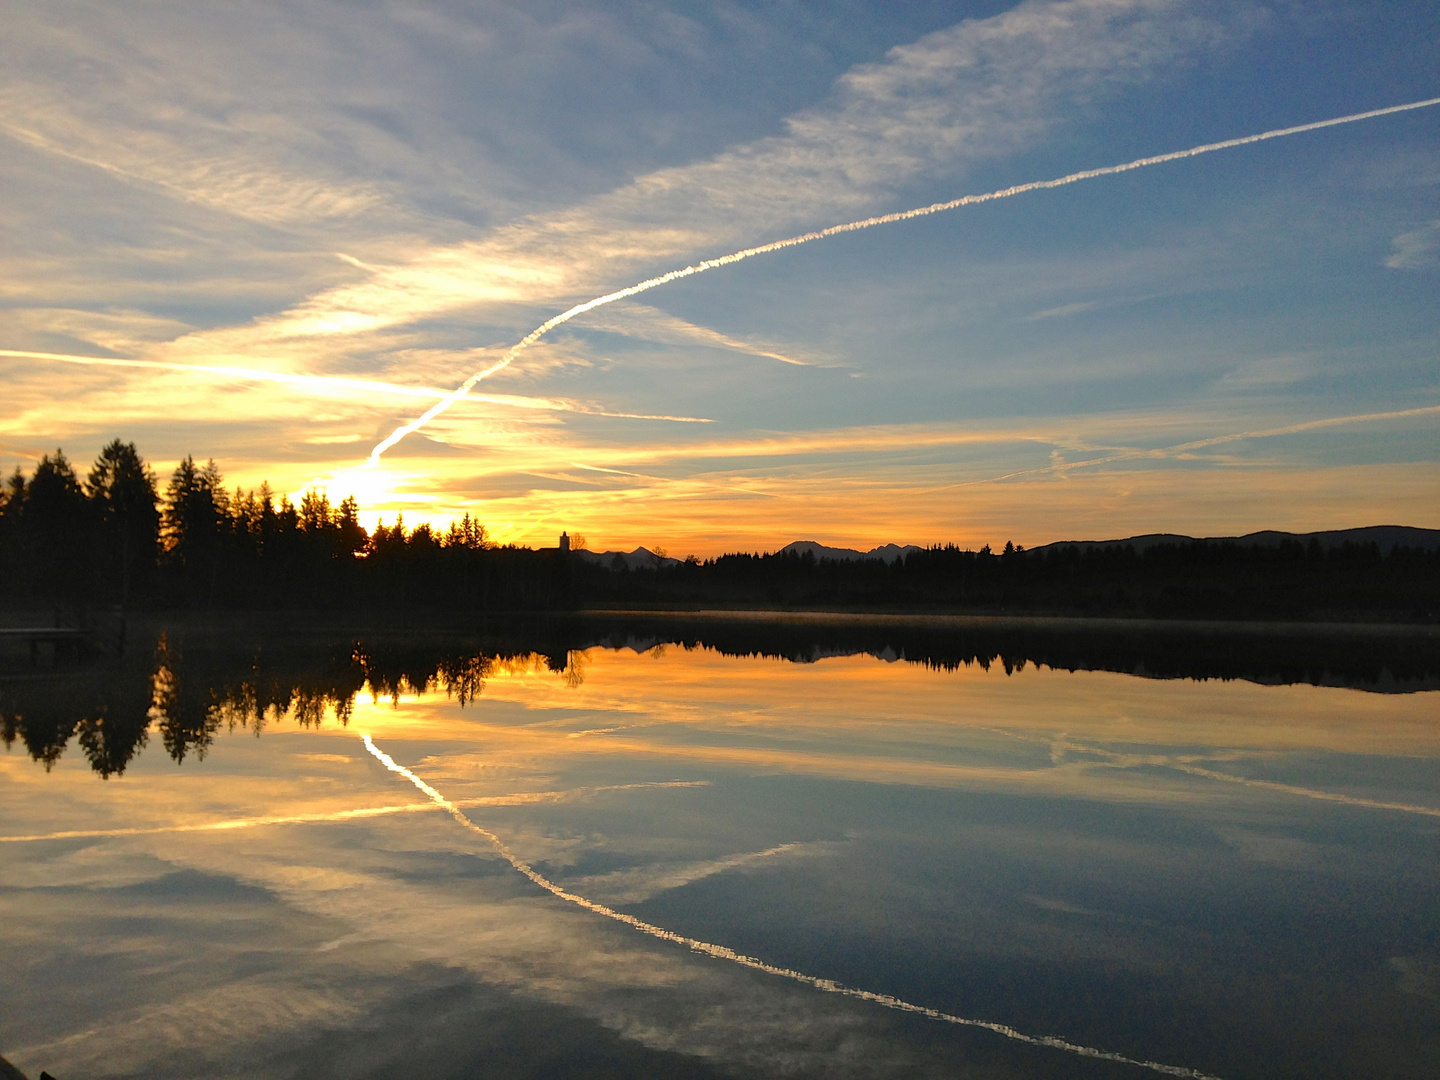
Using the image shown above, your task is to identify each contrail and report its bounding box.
[366,96,1440,465]
[361,734,1222,1079]
[940,403,1440,490]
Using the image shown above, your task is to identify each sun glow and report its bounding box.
[305,465,416,529]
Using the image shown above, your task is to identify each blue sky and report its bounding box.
[2,0,1436,552]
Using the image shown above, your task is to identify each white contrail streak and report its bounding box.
[366,96,1440,464]
[361,734,1222,1079]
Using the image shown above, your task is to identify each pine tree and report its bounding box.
[21,450,93,604]
[86,440,159,606]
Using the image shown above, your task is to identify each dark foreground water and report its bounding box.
[2,619,1437,1080]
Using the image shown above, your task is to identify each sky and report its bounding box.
[2,0,1437,554]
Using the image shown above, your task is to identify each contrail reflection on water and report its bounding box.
[0,781,709,845]
[366,96,1440,465]
[0,802,440,844]
[987,727,1440,818]
[1165,762,1440,817]
[361,734,1223,1079]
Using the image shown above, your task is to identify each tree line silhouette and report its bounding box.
[2,442,1437,619]
[0,442,570,611]
[598,539,1440,621]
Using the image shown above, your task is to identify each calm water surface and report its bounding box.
[2,624,1437,1080]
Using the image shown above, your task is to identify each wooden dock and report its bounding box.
[0,626,95,662]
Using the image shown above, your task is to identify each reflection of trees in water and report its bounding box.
[0,646,154,777]
[9,617,1430,779]
[582,618,1440,693]
[357,646,498,706]
[1,633,586,776]
[355,646,586,705]
[149,634,221,763]
[443,652,496,706]
[148,634,366,763]
[563,652,587,689]
[3,632,368,774]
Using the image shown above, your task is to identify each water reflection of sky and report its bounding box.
[3,640,1438,1080]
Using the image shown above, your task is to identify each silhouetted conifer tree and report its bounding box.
[86,439,159,606]
[0,468,23,592]
[19,450,93,605]
[162,456,231,605]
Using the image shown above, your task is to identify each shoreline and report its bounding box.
[573,608,1440,637]
[5,606,1440,638]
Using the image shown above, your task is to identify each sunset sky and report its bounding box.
[3,0,1437,554]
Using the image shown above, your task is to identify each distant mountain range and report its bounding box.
[575,526,1440,565]
[574,546,683,570]
[575,540,924,567]
[776,540,923,563]
[1029,525,1440,555]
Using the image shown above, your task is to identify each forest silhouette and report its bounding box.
[2,442,1438,620]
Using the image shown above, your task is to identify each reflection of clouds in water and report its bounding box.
[0,862,386,1076]
[12,825,966,1079]
[363,736,1224,1080]
[0,801,441,845]
[4,868,730,1079]
[6,769,998,1077]
[1389,956,1439,1000]
[0,842,177,890]
[1214,829,1321,869]
[472,780,711,803]
[1022,894,1109,918]
[15,973,371,1074]
[572,839,844,906]
[5,647,1436,1079]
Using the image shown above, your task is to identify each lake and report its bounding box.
[2,617,1437,1080]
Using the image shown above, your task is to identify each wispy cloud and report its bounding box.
[573,840,841,906]
[0,349,709,468]
[0,1,1256,499]
[1026,300,1099,321]
[578,302,819,367]
[0,107,387,228]
[0,347,452,401]
[1386,219,1440,269]
[137,0,1235,368]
